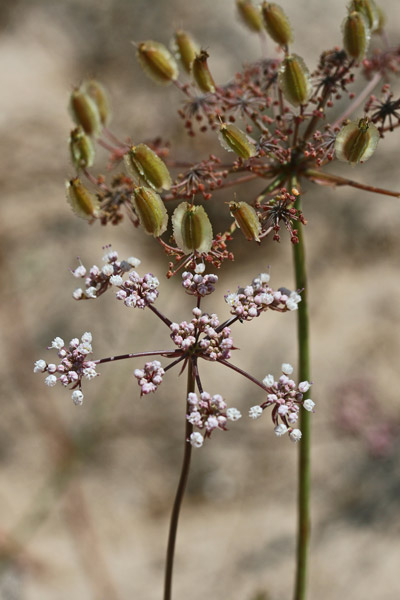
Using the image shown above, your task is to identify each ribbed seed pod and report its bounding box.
[192,51,216,94]
[69,127,95,170]
[348,0,379,32]
[82,79,111,126]
[229,201,261,241]
[66,178,100,220]
[136,41,179,85]
[218,123,257,159]
[236,0,264,33]
[334,118,379,164]
[69,88,102,137]
[374,4,386,33]
[278,54,312,107]
[132,186,168,237]
[124,144,172,191]
[261,2,293,46]
[173,30,199,73]
[172,203,213,254]
[342,11,371,60]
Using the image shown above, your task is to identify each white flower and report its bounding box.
[274,424,288,437]
[187,392,198,406]
[83,367,97,380]
[187,411,202,426]
[244,285,254,297]
[47,363,57,373]
[249,405,263,419]
[71,390,84,406]
[286,299,298,311]
[86,286,97,299]
[303,399,315,412]
[288,412,298,424]
[289,429,302,442]
[225,292,239,306]
[110,275,123,286]
[263,374,274,387]
[72,265,86,278]
[205,415,219,431]
[102,264,114,276]
[290,291,301,304]
[134,369,144,378]
[78,342,92,355]
[69,338,79,348]
[299,381,311,393]
[44,374,57,387]
[278,405,289,416]
[34,359,46,373]
[282,363,293,375]
[103,250,118,262]
[81,332,92,344]
[259,272,270,283]
[51,337,64,350]
[226,407,242,421]
[127,256,141,268]
[195,263,206,274]
[189,432,204,448]
[146,276,159,290]
[73,288,83,300]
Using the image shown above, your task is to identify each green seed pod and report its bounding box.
[236,0,264,33]
[348,0,379,32]
[69,127,95,170]
[374,4,386,33]
[132,186,168,237]
[82,79,111,126]
[69,88,102,137]
[66,178,100,220]
[278,54,312,107]
[136,41,179,85]
[172,202,213,254]
[192,51,216,94]
[173,30,199,74]
[342,11,371,60]
[335,117,379,164]
[218,123,257,159]
[124,144,172,191]
[261,2,293,47]
[229,201,261,242]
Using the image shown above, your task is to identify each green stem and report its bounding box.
[163,361,194,600]
[292,181,311,600]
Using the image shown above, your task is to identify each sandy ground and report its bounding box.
[0,1,400,598]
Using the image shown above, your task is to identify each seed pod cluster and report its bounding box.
[132,186,168,237]
[229,201,261,242]
[334,117,379,164]
[172,202,213,254]
[218,123,257,159]
[136,40,179,85]
[261,2,293,47]
[124,144,172,191]
[278,54,312,107]
[66,178,100,220]
[236,0,264,33]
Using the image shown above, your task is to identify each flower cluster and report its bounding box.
[187,391,242,448]
[170,307,234,361]
[225,273,301,320]
[115,271,160,309]
[33,333,97,405]
[181,268,218,296]
[134,360,165,395]
[248,364,314,442]
[71,248,141,300]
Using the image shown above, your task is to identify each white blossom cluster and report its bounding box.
[33,333,97,405]
[134,360,165,395]
[71,248,142,301]
[170,307,234,360]
[181,269,218,297]
[225,272,301,320]
[248,363,314,442]
[187,391,242,448]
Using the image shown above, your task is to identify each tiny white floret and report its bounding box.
[227,407,242,421]
[274,423,288,437]
[195,263,206,274]
[303,399,315,412]
[102,264,114,276]
[51,337,64,350]
[289,429,302,442]
[299,381,311,393]
[73,288,83,300]
[34,359,46,373]
[110,275,123,286]
[282,363,293,375]
[127,257,141,268]
[71,390,84,406]
[249,405,263,419]
[189,432,204,448]
[263,374,274,387]
[45,374,57,387]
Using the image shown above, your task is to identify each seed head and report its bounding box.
[261,2,293,47]
[229,201,261,241]
[69,126,95,170]
[136,40,179,85]
[218,123,257,159]
[172,202,213,254]
[278,54,312,107]
[335,117,379,164]
[124,144,172,191]
[132,186,168,237]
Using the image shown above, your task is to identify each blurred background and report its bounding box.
[1,0,400,598]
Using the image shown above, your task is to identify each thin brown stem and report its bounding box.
[305,168,400,198]
[94,350,180,365]
[148,304,173,327]
[217,358,267,393]
[164,361,194,600]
